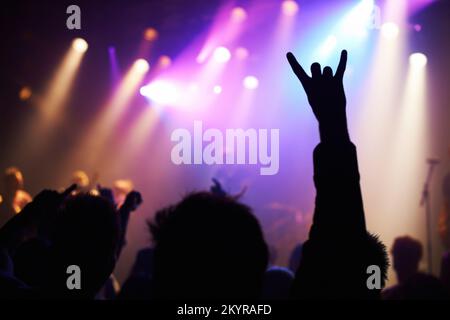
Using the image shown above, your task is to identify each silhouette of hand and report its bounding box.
[287,50,349,142]
[27,184,77,221]
[97,184,115,206]
[121,191,142,212]
[0,184,77,239]
[210,178,227,197]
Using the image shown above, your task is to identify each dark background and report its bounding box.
[0,0,449,284]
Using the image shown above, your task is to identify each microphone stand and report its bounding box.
[420,160,438,274]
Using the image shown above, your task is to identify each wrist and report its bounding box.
[318,115,350,144]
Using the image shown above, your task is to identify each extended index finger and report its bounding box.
[335,50,347,80]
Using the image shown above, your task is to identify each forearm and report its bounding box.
[308,140,367,241]
[318,113,350,144]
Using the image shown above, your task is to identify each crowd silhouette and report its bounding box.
[0,50,449,300]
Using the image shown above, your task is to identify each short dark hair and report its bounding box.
[391,236,423,267]
[149,192,269,299]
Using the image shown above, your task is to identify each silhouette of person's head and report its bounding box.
[391,236,422,284]
[48,193,119,298]
[262,266,294,299]
[149,192,268,299]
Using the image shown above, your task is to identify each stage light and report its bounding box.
[97,58,150,125]
[381,22,399,39]
[71,56,151,168]
[72,38,88,53]
[42,38,88,117]
[213,46,231,63]
[213,85,222,94]
[134,59,150,73]
[243,76,259,89]
[189,83,199,92]
[15,36,89,162]
[383,50,429,268]
[339,0,374,37]
[144,28,158,41]
[235,47,249,60]
[121,106,160,163]
[140,80,179,105]
[319,35,337,57]
[158,55,172,68]
[410,53,427,68]
[361,0,374,7]
[108,46,120,83]
[414,24,422,32]
[19,86,32,101]
[139,87,148,96]
[282,0,299,16]
[231,7,247,22]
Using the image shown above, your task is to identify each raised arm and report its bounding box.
[287,50,366,237]
[286,50,387,298]
[0,185,77,254]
